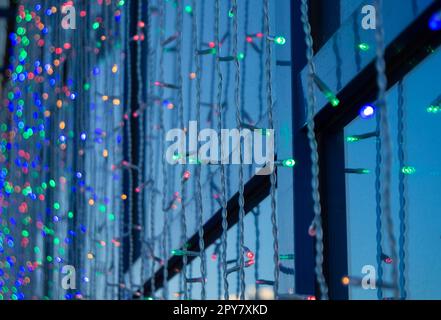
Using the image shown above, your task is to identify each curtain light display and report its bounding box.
[2,0,440,303]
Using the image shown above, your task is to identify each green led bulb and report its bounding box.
[402,166,416,175]
[275,36,286,45]
[346,136,360,143]
[171,249,185,256]
[427,105,440,114]
[358,43,370,51]
[283,159,296,168]
[324,91,340,107]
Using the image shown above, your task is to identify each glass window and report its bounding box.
[340,0,365,23]
[164,196,281,300]
[345,47,441,299]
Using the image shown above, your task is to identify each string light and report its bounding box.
[429,9,441,31]
[226,259,255,276]
[274,159,296,168]
[171,249,200,257]
[358,43,370,51]
[313,74,340,107]
[360,104,376,119]
[267,35,286,46]
[346,131,378,142]
[401,166,416,175]
[345,168,371,174]
[381,253,393,264]
[279,254,294,260]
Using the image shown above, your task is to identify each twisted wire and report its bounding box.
[117,3,126,298]
[214,0,229,302]
[263,0,280,299]
[397,80,407,299]
[254,2,265,297]
[237,0,250,298]
[124,1,135,296]
[300,0,328,300]
[147,1,158,298]
[175,0,188,300]
[231,0,246,301]
[375,109,384,300]
[224,0,233,229]
[186,0,196,301]
[136,0,147,296]
[374,0,399,299]
[158,0,169,300]
[191,0,207,300]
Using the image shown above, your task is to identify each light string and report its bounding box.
[231,0,246,301]
[125,0,135,296]
[158,0,169,300]
[300,0,329,300]
[192,0,207,300]
[375,81,384,299]
[374,0,399,299]
[263,0,280,300]
[253,2,265,299]
[214,0,230,302]
[397,80,407,299]
[175,0,188,300]
[237,0,250,299]
[221,0,232,301]
[146,0,158,299]
[135,0,147,297]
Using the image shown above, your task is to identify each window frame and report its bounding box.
[292,0,441,299]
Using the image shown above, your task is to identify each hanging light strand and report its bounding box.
[397,80,407,299]
[125,0,135,296]
[158,0,169,300]
[136,0,148,297]
[214,0,229,302]
[300,0,328,300]
[192,0,207,300]
[264,0,280,299]
[231,0,246,301]
[374,0,399,299]
[175,0,188,300]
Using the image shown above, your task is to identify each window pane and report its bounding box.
[345,47,441,299]
[165,196,279,300]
